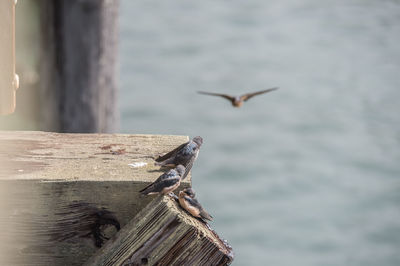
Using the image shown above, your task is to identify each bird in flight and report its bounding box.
[197,87,278,108]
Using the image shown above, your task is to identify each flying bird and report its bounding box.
[179,188,213,221]
[197,87,278,107]
[140,165,185,195]
[155,136,203,180]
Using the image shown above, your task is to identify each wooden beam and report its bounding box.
[0,131,191,265]
[38,0,119,132]
[84,195,234,266]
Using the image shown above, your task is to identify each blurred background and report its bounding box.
[2,0,400,265]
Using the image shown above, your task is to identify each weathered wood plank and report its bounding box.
[0,131,191,265]
[0,130,189,181]
[84,195,234,266]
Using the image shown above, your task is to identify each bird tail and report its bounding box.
[139,183,155,195]
[154,161,164,166]
[154,152,177,166]
[154,160,176,168]
[200,211,213,221]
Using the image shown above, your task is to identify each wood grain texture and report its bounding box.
[0,131,191,265]
[38,0,119,132]
[0,130,189,181]
[84,195,234,266]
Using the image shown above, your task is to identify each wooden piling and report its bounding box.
[84,195,234,266]
[38,0,119,133]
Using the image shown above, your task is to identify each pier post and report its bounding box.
[39,0,119,133]
[85,195,234,266]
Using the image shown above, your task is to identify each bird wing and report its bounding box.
[155,142,188,163]
[157,169,177,181]
[240,87,278,102]
[197,91,235,102]
[185,196,213,221]
[185,196,201,208]
[140,177,180,194]
[181,153,196,180]
[140,169,177,194]
[199,209,213,221]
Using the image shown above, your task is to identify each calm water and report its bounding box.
[119,1,400,265]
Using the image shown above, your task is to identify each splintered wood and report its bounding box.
[84,195,234,266]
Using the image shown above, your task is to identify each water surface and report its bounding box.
[119,1,400,265]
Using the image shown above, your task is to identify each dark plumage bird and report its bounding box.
[140,165,185,195]
[155,136,203,180]
[197,87,278,107]
[179,188,213,221]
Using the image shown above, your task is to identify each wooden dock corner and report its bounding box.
[85,195,234,266]
[0,131,234,265]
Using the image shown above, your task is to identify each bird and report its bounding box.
[140,165,186,195]
[178,188,213,221]
[155,136,203,180]
[197,87,278,108]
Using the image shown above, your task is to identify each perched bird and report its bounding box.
[155,136,203,180]
[179,188,213,221]
[140,165,185,195]
[197,87,278,108]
